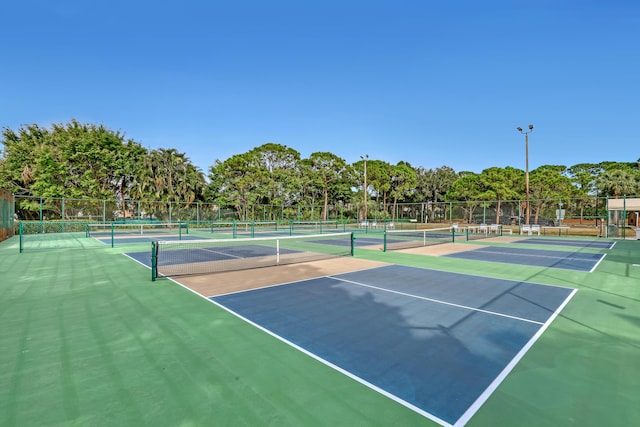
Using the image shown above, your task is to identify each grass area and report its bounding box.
[1,233,639,426]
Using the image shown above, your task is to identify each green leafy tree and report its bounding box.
[0,120,150,219]
[208,153,261,220]
[446,173,483,223]
[250,143,302,218]
[414,165,459,220]
[389,161,417,221]
[136,148,205,219]
[477,167,522,224]
[596,168,639,198]
[305,152,350,220]
[529,166,577,224]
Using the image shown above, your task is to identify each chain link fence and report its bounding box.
[12,194,634,239]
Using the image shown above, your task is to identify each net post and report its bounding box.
[111,222,115,248]
[85,223,89,238]
[251,220,255,238]
[232,220,237,239]
[465,226,469,241]
[351,232,355,256]
[290,220,294,236]
[452,226,455,243]
[151,241,158,281]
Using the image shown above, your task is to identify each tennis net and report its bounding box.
[151,231,354,280]
[87,222,188,238]
[383,227,455,251]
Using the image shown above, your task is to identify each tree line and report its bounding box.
[1,120,639,221]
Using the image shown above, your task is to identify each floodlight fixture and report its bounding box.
[517,125,534,225]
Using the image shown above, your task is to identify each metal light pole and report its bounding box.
[360,154,369,222]
[517,125,534,225]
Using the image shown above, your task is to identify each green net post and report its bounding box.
[111,222,115,248]
[350,232,355,256]
[19,221,23,253]
[251,220,255,238]
[85,223,89,238]
[465,226,469,241]
[289,220,294,236]
[151,241,158,281]
[383,230,387,252]
[452,226,455,243]
[179,222,183,240]
[232,220,237,238]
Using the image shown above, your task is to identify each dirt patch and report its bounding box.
[488,236,529,243]
[395,242,482,256]
[175,257,388,297]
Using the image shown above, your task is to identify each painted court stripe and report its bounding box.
[471,247,600,260]
[329,275,545,326]
[454,287,578,427]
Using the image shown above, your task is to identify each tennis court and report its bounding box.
[443,245,606,272]
[208,264,575,426]
[2,229,639,426]
[126,232,355,278]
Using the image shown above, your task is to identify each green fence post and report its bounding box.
[383,230,387,252]
[351,232,355,256]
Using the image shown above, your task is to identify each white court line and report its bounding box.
[589,253,607,272]
[143,262,576,427]
[454,287,578,426]
[329,276,544,326]
[472,247,601,261]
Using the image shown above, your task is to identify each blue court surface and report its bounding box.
[210,265,576,426]
[444,245,605,272]
[515,237,615,249]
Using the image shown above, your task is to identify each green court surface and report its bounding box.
[1,234,639,426]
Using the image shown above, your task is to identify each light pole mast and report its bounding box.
[360,154,369,222]
[517,125,534,225]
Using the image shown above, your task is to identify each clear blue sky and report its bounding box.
[1,0,638,175]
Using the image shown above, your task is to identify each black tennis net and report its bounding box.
[151,232,354,280]
[383,227,455,251]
